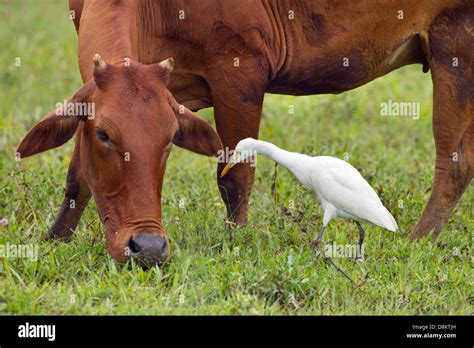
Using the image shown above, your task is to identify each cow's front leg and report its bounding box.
[45,141,91,241]
[209,76,266,225]
[214,97,264,225]
[409,20,473,241]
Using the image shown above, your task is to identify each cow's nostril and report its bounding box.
[128,237,142,254]
[127,234,168,266]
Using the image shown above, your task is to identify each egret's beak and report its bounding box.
[220,153,239,178]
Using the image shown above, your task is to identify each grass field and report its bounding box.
[0,1,472,315]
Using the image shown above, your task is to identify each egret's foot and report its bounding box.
[355,244,364,260]
[310,238,322,247]
[311,225,326,248]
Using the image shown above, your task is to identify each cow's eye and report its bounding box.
[96,128,110,143]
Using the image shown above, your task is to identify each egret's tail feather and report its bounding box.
[379,206,398,232]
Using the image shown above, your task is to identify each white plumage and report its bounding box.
[221,138,398,252]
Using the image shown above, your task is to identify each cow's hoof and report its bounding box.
[44,229,73,242]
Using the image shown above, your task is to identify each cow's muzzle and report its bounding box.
[127,234,168,267]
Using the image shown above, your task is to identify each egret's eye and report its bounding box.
[96,128,110,143]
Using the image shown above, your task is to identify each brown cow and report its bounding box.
[17,0,473,265]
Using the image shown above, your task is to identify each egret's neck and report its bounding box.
[252,140,307,173]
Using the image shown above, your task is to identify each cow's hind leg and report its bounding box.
[45,141,91,241]
[409,7,474,242]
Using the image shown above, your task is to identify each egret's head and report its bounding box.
[220,137,258,177]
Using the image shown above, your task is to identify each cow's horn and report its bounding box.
[159,58,174,73]
[93,53,107,73]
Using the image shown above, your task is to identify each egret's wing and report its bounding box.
[315,162,397,231]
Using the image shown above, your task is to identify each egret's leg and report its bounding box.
[312,207,334,246]
[355,222,365,259]
[311,225,326,246]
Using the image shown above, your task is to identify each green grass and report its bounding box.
[0,1,472,315]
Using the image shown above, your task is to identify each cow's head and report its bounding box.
[17,55,222,266]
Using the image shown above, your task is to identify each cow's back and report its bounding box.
[71,0,469,99]
[268,0,468,95]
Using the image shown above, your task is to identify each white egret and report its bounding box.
[220,138,398,252]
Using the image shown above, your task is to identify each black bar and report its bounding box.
[0,315,472,346]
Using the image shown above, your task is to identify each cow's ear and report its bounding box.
[16,81,95,159]
[169,95,222,156]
